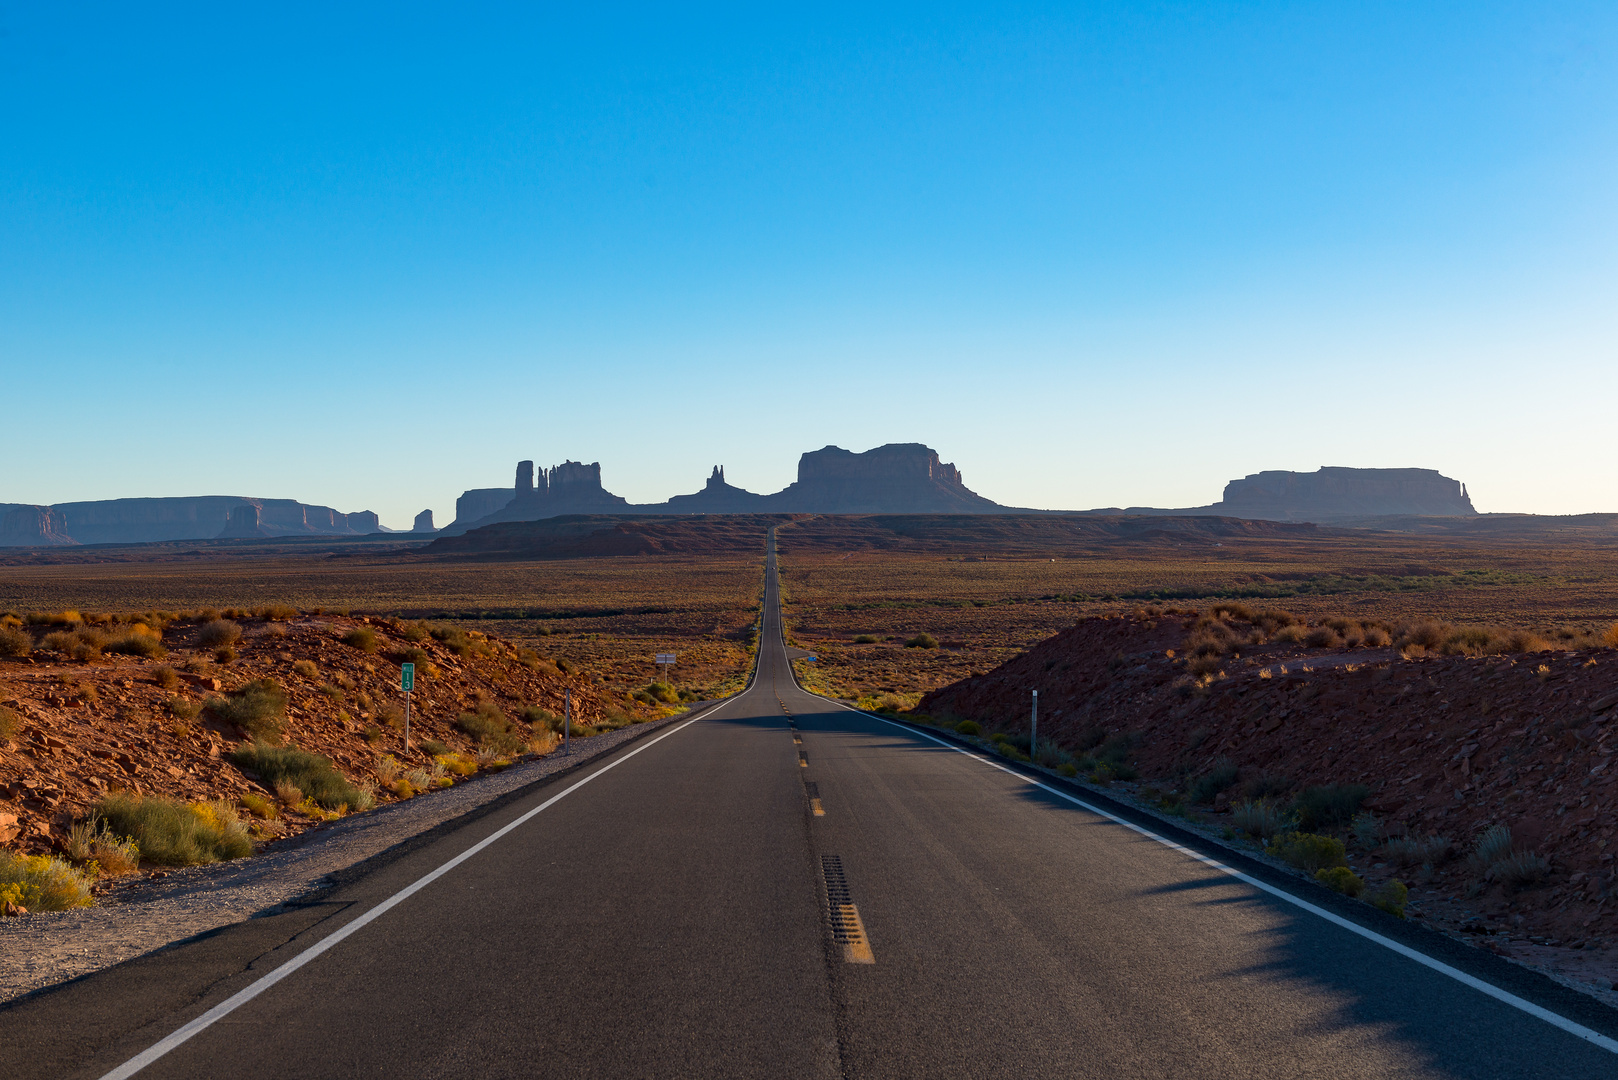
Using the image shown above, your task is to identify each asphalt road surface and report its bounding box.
[6,532,1618,1078]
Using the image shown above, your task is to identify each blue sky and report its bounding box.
[2,2,1614,526]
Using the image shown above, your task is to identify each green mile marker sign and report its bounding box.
[400,663,414,692]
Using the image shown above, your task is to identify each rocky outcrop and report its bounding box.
[0,497,385,547]
[665,467,770,514]
[413,510,436,533]
[0,506,77,547]
[1213,468,1477,521]
[217,504,268,539]
[763,444,1006,514]
[445,460,632,532]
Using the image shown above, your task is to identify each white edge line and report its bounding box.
[97,705,728,1080]
[832,700,1618,1056]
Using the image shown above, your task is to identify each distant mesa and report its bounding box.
[413,509,436,533]
[1213,467,1477,521]
[0,496,386,548]
[439,443,1018,535]
[218,504,268,539]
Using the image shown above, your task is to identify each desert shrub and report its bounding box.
[153,666,181,690]
[1093,732,1138,777]
[230,743,369,810]
[456,701,525,752]
[259,604,298,621]
[1253,609,1299,633]
[0,852,94,911]
[1185,623,1237,657]
[0,705,19,741]
[1384,834,1451,867]
[520,705,560,732]
[1273,624,1308,644]
[643,681,680,704]
[401,622,430,643]
[378,702,405,729]
[292,659,319,678]
[166,696,201,721]
[1362,626,1391,647]
[1303,626,1343,649]
[429,623,493,659]
[25,610,82,626]
[904,633,938,649]
[1466,825,1516,876]
[393,646,430,670]
[240,792,279,820]
[1186,654,1223,676]
[1350,812,1383,848]
[435,752,477,777]
[196,619,242,649]
[1604,622,1618,648]
[1369,879,1409,917]
[94,793,252,865]
[65,818,142,878]
[1269,832,1347,873]
[105,629,166,658]
[1189,758,1239,804]
[415,738,448,756]
[1315,866,1364,897]
[0,625,31,657]
[1241,770,1291,800]
[954,720,981,736]
[1233,799,1289,839]
[209,678,287,741]
[342,627,378,653]
[1292,784,1369,831]
[853,635,878,644]
[1488,851,1549,889]
[1057,762,1079,778]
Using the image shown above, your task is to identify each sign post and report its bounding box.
[1030,688,1038,763]
[563,688,571,755]
[400,663,415,753]
[655,652,676,685]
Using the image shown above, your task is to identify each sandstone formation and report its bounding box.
[1211,467,1477,521]
[0,496,386,547]
[217,504,268,539]
[0,506,76,547]
[413,509,436,533]
[441,444,1019,534]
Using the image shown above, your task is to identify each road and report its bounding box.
[5,530,1618,1078]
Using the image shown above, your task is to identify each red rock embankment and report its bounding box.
[0,613,625,856]
[920,613,1618,955]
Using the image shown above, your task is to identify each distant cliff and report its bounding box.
[1212,467,1477,521]
[440,444,1020,535]
[0,496,386,547]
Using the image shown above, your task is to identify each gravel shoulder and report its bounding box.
[0,709,704,1004]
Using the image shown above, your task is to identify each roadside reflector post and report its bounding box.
[401,663,415,754]
[1030,689,1038,763]
[656,652,676,688]
[563,688,571,755]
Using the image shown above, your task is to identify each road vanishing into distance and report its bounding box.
[6,533,1618,1078]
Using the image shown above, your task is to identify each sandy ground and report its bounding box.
[0,712,694,1003]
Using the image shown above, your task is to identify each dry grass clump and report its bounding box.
[94,793,252,865]
[1268,832,1348,874]
[230,743,371,811]
[196,619,243,649]
[105,624,166,658]
[0,704,21,741]
[1465,824,1549,889]
[1383,834,1452,867]
[256,603,298,621]
[0,852,94,912]
[0,624,31,657]
[455,701,526,753]
[292,659,319,679]
[153,666,181,690]
[1232,799,1289,839]
[208,678,288,741]
[64,819,141,877]
[342,626,379,653]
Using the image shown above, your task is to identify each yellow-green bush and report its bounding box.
[1269,832,1347,874]
[0,852,94,911]
[1369,879,1409,917]
[1315,866,1364,897]
[94,793,252,865]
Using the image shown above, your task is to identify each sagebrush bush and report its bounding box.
[1488,851,1549,890]
[853,634,878,644]
[0,705,20,741]
[292,659,319,679]
[1272,624,1308,644]
[0,852,94,911]
[520,705,560,732]
[342,627,378,653]
[196,619,242,649]
[904,633,938,649]
[66,819,141,878]
[1466,825,1515,876]
[954,720,981,736]
[105,629,166,658]
[1269,832,1347,873]
[457,701,525,752]
[153,666,181,690]
[1304,626,1343,649]
[1233,799,1289,839]
[230,743,370,810]
[1293,784,1370,831]
[209,679,287,741]
[1315,866,1364,896]
[95,793,252,865]
[0,625,31,657]
[259,603,298,621]
[1369,879,1409,917]
[1189,758,1239,804]
[1242,770,1291,800]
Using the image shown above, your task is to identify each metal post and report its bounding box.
[1031,689,1038,762]
[404,690,412,753]
[563,688,571,755]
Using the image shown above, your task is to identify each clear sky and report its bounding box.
[3,3,1614,527]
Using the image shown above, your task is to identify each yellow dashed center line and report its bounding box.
[834,904,875,964]
[810,797,825,817]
